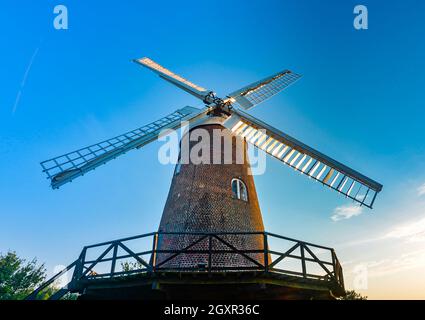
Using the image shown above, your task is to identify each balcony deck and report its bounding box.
[26,231,345,300]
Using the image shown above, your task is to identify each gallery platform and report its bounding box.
[26,231,345,300]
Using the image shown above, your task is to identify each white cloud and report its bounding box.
[417,183,425,196]
[337,236,383,248]
[384,216,425,243]
[357,249,425,278]
[331,204,363,221]
[338,215,425,249]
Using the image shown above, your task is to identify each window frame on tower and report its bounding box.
[231,178,248,202]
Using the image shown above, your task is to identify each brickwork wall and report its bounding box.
[156,123,266,269]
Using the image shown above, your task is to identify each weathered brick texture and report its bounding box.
[156,123,266,269]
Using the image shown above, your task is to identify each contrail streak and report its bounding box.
[12,46,40,114]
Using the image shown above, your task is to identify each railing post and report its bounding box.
[263,233,269,272]
[150,232,158,272]
[73,247,86,282]
[332,250,345,289]
[208,235,212,273]
[331,249,337,281]
[339,264,345,289]
[300,243,307,278]
[110,243,118,277]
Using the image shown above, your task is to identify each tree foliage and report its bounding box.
[0,251,46,300]
[340,290,368,300]
[0,251,79,300]
[121,261,145,272]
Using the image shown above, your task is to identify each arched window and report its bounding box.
[232,178,248,202]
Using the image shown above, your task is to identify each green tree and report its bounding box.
[121,261,145,272]
[340,290,368,300]
[0,251,79,300]
[0,251,46,300]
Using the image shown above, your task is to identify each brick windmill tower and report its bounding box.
[36,58,382,300]
[156,115,267,270]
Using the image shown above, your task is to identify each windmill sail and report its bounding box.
[134,58,210,100]
[41,106,207,189]
[223,109,382,208]
[227,70,301,110]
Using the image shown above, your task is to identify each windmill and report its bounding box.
[37,57,383,300]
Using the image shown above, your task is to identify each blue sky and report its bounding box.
[1,0,425,298]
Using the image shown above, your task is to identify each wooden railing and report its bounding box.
[26,231,344,300]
